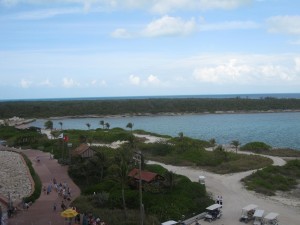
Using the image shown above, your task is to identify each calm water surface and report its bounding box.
[30,112,300,150]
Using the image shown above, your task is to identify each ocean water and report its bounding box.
[30,112,300,150]
[1,93,300,102]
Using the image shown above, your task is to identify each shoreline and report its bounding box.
[45,109,300,120]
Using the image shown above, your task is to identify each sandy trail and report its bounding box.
[148,156,299,225]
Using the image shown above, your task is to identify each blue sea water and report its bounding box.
[1,93,300,102]
[30,112,300,150]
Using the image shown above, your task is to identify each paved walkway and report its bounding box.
[8,149,81,225]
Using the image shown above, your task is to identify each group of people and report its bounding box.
[44,178,72,200]
[216,195,223,207]
[82,212,107,225]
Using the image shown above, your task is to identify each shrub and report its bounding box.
[240,142,272,152]
[21,153,42,203]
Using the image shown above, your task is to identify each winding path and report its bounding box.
[148,153,299,225]
[8,149,80,225]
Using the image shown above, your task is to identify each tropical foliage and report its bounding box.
[242,160,300,195]
[1,97,300,118]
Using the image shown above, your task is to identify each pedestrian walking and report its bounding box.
[53,202,57,212]
[216,196,220,204]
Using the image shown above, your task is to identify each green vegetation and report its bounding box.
[1,97,300,118]
[139,140,273,174]
[240,141,300,157]
[240,142,272,152]
[1,124,297,224]
[242,160,300,195]
[21,152,42,203]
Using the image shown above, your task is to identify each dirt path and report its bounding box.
[148,156,299,225]
[8,149,80,225]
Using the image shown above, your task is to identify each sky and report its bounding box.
[0,0,300,100]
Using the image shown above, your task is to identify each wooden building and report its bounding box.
[128,168,165,192]
[72,143,95,158]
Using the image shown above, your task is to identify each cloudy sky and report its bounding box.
[0,0,300,100]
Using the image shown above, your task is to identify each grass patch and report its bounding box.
[242,160,300,195]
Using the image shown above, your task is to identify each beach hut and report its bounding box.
[72,143,95,158]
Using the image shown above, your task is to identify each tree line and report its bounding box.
[1,97,300,118]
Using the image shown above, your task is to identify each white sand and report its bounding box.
[147,155,300,225]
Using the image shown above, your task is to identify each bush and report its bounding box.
[242,160,300,196]
[21,153,42,203]
[240,142,272,152]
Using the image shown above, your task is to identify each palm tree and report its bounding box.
[178,132,185,152]
[231,140,241,154]
[44,120,53,131]
[209,138,216,148]
[86,123,91,130]
[59,122,63,130]
[114,150,131,219]
[105,122,110,130]
[126,122,134,132]
[178,132,184,140]
[100,120,105,129]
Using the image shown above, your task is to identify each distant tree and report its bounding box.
[231,140,241,154]
[178,132,184,140]
[126,122,134,132]
[100,120,105,129]
[177,132,185,152]
[214,145,228,161]
[59,121,63,130]
[105,122,110,130]
[86,123,91,130]
[44,120,53,131]
[209,138,216,148]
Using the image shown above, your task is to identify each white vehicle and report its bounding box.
[204,204,222,222]
[263,212,279,225]
[161,220,178,225]
[253,209,265,225]
[239,204,258,223]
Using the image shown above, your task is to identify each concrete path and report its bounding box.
[8,149,80,225]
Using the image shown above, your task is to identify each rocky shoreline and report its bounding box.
[0,148,33,206]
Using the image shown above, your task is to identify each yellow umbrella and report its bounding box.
[60,208,78,218]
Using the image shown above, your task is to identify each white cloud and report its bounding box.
[142,15,196,37]
[62,77,79,88]
[111,28,131,39]
[267,16,300,35]
[200,20,259,31]
[129,74,162,86]
[39,79,53,87]
[192,54,300,86]
[129,74,141,85]
[20,78,32,88]
[193,59,252,84]
[147,74,160,85]
[91,79,107,86]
